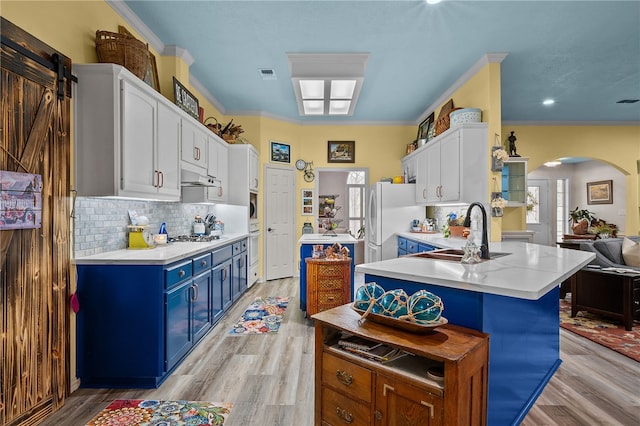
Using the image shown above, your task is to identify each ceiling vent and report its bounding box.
[258,68,277,80]
[616,99,639,103]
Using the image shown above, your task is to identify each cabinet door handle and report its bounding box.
[222,269,228,281]
[420,400,435,418]
[159,171,164,188]
[335,407,353,424]
[422,188,426,199]
[335,370,353,386]
[193,283,199,301]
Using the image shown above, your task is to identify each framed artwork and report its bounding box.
[270,141,290,163]
[328,141,355,163]
[417,112,435,140]
[173,77,199,120]
[587,180,613,204]
[301,189,314,215]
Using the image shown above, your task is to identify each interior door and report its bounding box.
[1,17,72,424]
[265,165,295,280]
[527,179,552,245]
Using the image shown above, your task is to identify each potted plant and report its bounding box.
[568,206,596,235]
[445,212,467,238]
[590,221,617,239]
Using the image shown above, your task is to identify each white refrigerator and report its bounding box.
[366,182,424,262]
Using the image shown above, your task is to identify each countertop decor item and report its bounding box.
[450,107,482,126]
[417,112,435,140]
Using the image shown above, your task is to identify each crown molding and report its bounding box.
[106,0,164,53]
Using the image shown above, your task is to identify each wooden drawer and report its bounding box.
[165,260,192,289]
[193,252,212,275]
[317,290,346,312]
[322,352,373,403]
[316,277,345,291]
[316,262,348,278]
[321,385,371,426]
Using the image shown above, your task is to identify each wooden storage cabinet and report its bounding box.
[312,304,489,426]
[306,258,351,316]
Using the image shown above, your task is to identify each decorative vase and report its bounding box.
[571,219,589,235]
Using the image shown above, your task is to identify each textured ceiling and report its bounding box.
[120,0,640,124]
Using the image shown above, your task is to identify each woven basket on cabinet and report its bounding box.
[95,30,149,80]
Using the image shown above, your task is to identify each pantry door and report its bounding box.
[264,165,295,280]
[1,18,72,424]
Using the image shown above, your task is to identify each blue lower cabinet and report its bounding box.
[232,241,248,302]
[77,239,243,389]
[398,237,439,257]
[165,280,193,372]
[418,243,437,252]
[212,258,231,324]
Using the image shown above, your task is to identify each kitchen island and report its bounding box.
[355,239,594,426]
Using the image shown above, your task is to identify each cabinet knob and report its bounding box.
[201,260,207,267]
[335,407,353,424]
[178,270,185,278]
[335,370,353,386]
[374,410,383,420]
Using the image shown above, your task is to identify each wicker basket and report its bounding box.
[95,30,149,80]
[435,99,455,136]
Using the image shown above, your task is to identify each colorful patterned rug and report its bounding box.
[86,400,232,425]
[559,299,640,362]
[229,296,290,335]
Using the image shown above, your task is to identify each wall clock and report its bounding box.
[296,159,307,170]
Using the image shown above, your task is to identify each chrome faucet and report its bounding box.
[463,202,489,259]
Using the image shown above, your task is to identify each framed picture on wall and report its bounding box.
[301,189,314,215]
[270,141,290,163]
[328,141,355,163]
[587,180,613,204]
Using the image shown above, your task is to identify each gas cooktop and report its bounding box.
[168,235,221,243]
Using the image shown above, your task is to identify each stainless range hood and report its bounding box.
[180,169,220,187]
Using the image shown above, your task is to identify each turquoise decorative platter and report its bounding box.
[351,304,448,334]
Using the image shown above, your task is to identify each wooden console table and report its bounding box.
[312,304,489,425]
[572,268,640,330]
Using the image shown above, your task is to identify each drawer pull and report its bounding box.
[335,407,353,424]
[374,410,383,420]
[420,400,435,418]
[201,260,207,267]
[178,270,186,278]
[336,370,353,386]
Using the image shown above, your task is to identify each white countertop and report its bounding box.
[299,233,358,244]
[74,233,248,265]
[356,235,595,300]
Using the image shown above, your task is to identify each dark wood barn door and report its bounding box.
[1,18,72,426]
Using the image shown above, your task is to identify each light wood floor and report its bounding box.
[42,276,639,426]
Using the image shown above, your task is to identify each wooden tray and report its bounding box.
[352,305,447,334]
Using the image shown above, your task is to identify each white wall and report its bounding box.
[529,160,627,234]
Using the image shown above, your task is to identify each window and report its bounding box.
[556,179,568,242]
[346,171,365,236]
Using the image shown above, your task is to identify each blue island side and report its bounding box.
[365,273,561,426]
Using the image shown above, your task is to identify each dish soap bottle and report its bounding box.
[159,222,168,237]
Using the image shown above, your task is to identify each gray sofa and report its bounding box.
[579,236,640,271]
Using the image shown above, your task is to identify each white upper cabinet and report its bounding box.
[411,123,488,205]
[180,116,208,173]
[74,64,181,201]
[227,144,260,209]
[207,134,229,202]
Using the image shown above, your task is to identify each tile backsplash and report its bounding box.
[73,197,211,257]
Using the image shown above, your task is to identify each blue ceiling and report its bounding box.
[121,0,640,125]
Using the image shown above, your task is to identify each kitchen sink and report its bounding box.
[405,248,510,262]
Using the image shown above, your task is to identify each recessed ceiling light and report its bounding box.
[542,99,555,106]
[426,0,442,4]
[544,161,562,167]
